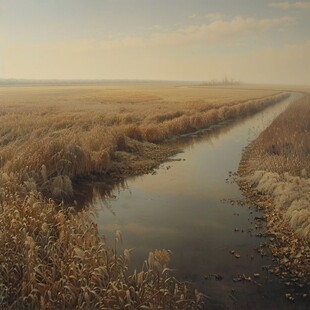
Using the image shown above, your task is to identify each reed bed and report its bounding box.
[0,85,288,201]
[249,98,310,176]
[0,188,205,309]
[0,84,289,308]
[238,95,310,296]
[239,97,310,238]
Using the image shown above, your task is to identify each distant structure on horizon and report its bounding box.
[201,77,242,86]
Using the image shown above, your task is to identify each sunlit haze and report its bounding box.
[0,0,309,84]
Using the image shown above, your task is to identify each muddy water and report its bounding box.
[80,94,307,309]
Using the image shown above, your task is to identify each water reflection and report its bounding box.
[74,104,282,206]
[74,178,128,209]
[75,94,307,309]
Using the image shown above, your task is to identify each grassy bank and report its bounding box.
[0,85,288,201]
[238,95,310,301]
[0,84,290,308]
[0,190,206,309]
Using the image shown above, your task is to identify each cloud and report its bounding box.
[206,12,226,21]
[269,1,310,10]
[152,24,163,30]
[187,12,226,21]
[167,16,294,46]
[3,15,294,53]
[3,39,310,84]
[3,15,304,83]
[213,40,310,84]
[87,15,294,50]
[188,13,198,19]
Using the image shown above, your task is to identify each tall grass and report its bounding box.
[0,90,289,200]
[0,188,205,309]
[239,96,310,238]
[250,98,310,176]
[238,95,310,286]
[0,84,290,308]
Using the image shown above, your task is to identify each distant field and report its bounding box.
[0,83,281,108]
[0,83,288,200]
[0,82,295,308]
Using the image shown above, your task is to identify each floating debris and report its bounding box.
[233,274,252,282]
[285,293,295,302]
[215,274,223,281]
[204,273,223,281]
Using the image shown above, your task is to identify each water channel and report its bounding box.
[77,93,307,309]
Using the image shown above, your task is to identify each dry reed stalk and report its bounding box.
[237,95,310,294]
[0,188,205,309]
[0,85,291,308]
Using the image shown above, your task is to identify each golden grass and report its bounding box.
[0,83,291,308]
[238,95,310,292]
[239,96,310,236]
[0,85,288,200]
[0,190,205,309]
[240,96,310,237]
[249,98,310,176]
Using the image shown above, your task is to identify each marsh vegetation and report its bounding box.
[0,85,288,201]
[238,95,310,302]
[0,83,304,308]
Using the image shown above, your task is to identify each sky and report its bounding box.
[0,0,309,84]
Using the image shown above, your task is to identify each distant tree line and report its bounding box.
[201,77,242,86]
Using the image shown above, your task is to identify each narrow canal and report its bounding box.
[79,93,306,309]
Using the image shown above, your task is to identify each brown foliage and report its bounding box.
[0,85,290,308]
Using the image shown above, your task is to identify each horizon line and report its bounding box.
[0,78,309,87]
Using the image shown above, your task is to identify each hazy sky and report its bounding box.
[0,0,309,84]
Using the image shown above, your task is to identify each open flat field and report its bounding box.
[2,0,309,308]
[0,82,293,308]
[2,81,310,309]
[0,83,288,200]
[0,83,283,108]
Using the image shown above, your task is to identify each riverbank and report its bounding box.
[88,93,302,309]
[75,92,290,190]
[0,84,292,308]
[238,95,310,302]
[0,85,288,202]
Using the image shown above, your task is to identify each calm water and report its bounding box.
[78,93,308,309]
